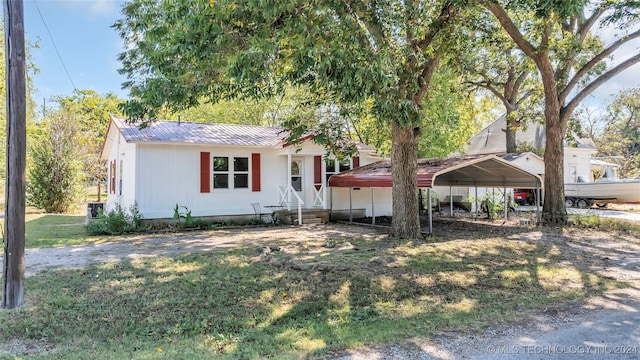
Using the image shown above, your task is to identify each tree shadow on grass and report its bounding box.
[0,226,635,359]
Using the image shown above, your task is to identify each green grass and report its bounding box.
[20,210,113,248]
[571,213,640,232]
[0,233,626,359]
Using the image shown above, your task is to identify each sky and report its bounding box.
[24,0,128,104]
[22,0,640,114]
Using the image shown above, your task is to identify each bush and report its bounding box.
[27,113,85,213]
[86,203,144,235]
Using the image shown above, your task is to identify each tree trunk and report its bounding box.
[391,122,421,239]
[542,99,567,224]
[505,109,517,153]
[97,180,101,202]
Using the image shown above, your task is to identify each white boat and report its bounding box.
[565,179,640,202]
[564,162,640,208]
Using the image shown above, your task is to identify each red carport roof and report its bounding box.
[328,155,543,189]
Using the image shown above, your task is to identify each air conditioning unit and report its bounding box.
[87,202,105,219]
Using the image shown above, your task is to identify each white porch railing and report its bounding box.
[277,185,304,225]
[312,184,326,208]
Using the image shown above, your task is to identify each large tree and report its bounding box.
[461,12,542,153]
[52,90,124,201]
[27,111,85,213]
[114,0,468,238]
[594,87,640,178]
[483,0,640,224]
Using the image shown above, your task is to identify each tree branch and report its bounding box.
[466,79,519,111]
[577,6,605,43]
[560,28,640,104]
[412,2,456,52]
[484,1,539,62]
[561,52,640,123]
[514,88,535,107]
[413,53,442,108]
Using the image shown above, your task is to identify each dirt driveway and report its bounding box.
[7,223,388,277]
[3,221,640,359]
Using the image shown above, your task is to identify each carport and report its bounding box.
[328,155,543,234]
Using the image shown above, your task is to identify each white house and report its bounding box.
[463,114,598,182]
[432,114,597,209]
[100,116,385,221]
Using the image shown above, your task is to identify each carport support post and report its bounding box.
[449,186,453,216]
[504,187,508,221]
[536,187,541,224]
[474,186,478,218]
[349,187,353,223]
[371,188,375,226]
[427,188,433,235]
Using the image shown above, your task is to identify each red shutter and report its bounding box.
[251,153,261,192]
[314,155,322,190]
[352,156,360,168]
[200,152,211,193]
[110,160,116,194]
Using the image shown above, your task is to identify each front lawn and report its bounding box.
[0,222,627,359]
[23,210,113,248]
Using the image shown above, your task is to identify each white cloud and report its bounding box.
[88,1,119,17]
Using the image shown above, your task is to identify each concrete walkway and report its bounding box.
[568,207,640,223]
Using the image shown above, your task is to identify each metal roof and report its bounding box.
[328,155,543,189]
[112,116,287,147]
[109,116,377,152]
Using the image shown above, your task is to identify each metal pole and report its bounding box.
[474,186,478,218]
[449,185,453,216]
[349,187,353,223]
[504,186,508,221]
[428,188,433,235]
[536,187,541,224]
[371,188,375,226]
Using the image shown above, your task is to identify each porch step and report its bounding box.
[300,217,323,225]
[277,209,330,225]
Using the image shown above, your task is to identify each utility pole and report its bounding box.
[2,0,26,309]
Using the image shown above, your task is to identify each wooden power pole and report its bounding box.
[2,0,26,309]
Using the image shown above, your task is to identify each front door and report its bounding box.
[291,158,304,205]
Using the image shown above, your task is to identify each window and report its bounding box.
[325,158,352,183]
[291,160,302,191]
[213,157,229,189]
[109,160,116,194]
[234,157,249,188]
[119,160,123,196]
[212,156,250,189]
[325,158,336,183]
[339,160,351,172]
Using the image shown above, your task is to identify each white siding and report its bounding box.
[564,148,596,182]
[102,125,383,219]
[136,144,285,219]
[104,129,137,214]
[330,187,393,217]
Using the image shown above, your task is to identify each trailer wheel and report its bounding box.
[564,197,575,208]
[576,199,590,208]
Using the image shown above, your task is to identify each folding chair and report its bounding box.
[251,203,274,224]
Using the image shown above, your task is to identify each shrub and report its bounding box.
[27,113,85,213]
[86,203,144,235]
